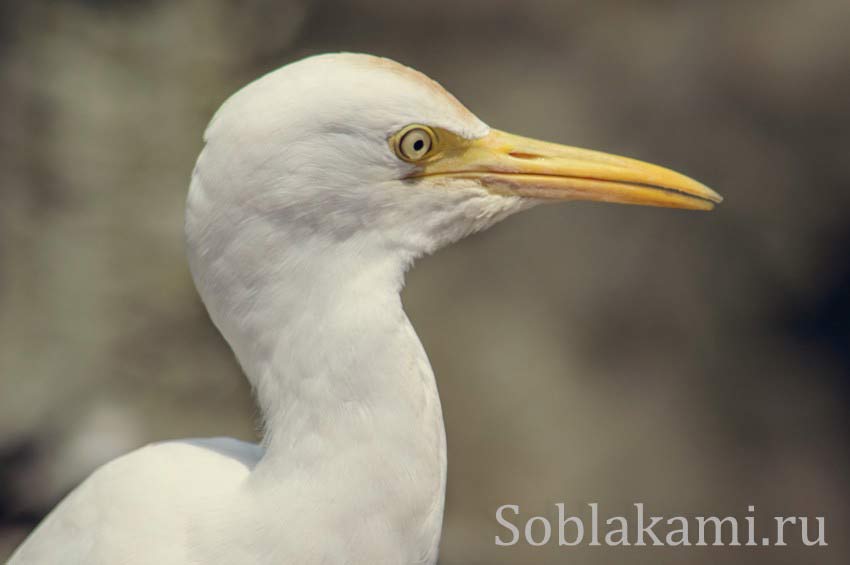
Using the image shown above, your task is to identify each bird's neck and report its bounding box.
[185,182,529,560]
[221,236,447,559]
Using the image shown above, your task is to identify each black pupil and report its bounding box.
[413,138,425,152]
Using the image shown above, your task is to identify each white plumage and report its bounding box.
[10,53,719,564]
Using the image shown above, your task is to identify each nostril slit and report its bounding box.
[508,151,542,160]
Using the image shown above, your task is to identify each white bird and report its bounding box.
[9,53,721,564]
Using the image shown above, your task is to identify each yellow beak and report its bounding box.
[416,129,722,211]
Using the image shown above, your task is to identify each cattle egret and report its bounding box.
[9,53,721,564]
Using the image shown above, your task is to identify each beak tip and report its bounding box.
[702,185,723,204]
[706,189,723,206]
[691,180,723,207]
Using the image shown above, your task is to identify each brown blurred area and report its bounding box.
[1,0,848,563]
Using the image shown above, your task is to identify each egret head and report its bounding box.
[185,53,720,358]
[187,53,719,260]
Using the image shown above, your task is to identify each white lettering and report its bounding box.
[495,505,520,546]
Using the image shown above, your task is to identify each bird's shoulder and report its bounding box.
[79,436,261,491]
[8,437,262,564]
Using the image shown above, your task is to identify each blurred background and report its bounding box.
[1,0,848,563]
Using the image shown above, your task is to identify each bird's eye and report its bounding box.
[396,126,435,162]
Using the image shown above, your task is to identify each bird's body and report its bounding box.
[10,53,719,564]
